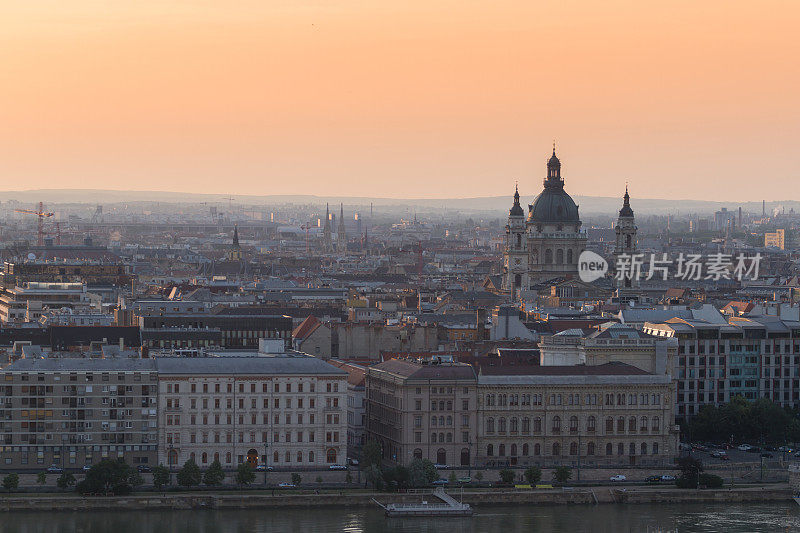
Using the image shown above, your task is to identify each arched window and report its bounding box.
[552,416,561,433]
[431,433,437,443]
[587,442,595,455]
[640,417,648,432]
[486,444,494,457]
[570,442,578,455]
[460,448,470,466]
[606,417,614,433]
[567,249,573,264]
[446,433,453,443]
[486,418,494,434]
[309,451,314,462]
[439,432,445,443]
[617,417,625,432]
[545,249,553,264]
[653,417,660,431]
[606,443,613,456]
[326,448,337,463]
[617,443,624,455]
[570,416,579,433]
[534,443,541,456]
[437,449,446,465]
[522,443,529,456]
[285,451,291,463]
[440,416,445,426]
[534,417,542,433]
[432,417,438,427]
[516,234,521,247]
[446,416,452,426]
[214,452,219,463]
[653,442,659,455]
[499,443,506,456]
[499,418,507,433]
[297,451,303,462]
[273,451,279,463]
[190,452,196,462]
[522,417,531,434]
[641,442,648,455]
[226,452,232,464]
[552,442,561,456]
[587,416,596,432]
[556,249,564,264]
[414,448,423,459]
[629,443,636,456]
[201,452,207,464]
[510,417,519,433]
[629,417,637,432]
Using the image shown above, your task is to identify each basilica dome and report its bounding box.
[527,150,580,224]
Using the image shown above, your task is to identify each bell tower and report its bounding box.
[503,184,528,298]
[614,186,638,290]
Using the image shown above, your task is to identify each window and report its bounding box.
[486,444,493,456]
[569,442,578,455]
[552,442,560,456]
[587,442,595,455]
[587,416,596,432]
[569,416,578,433]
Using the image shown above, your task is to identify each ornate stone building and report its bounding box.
[503,149,587,294]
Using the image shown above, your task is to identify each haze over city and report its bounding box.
[2,1,798,200]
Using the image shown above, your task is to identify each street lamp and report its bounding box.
[264,443,268,486]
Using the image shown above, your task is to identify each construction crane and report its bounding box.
[14,202,54,246]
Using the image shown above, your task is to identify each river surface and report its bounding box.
[1,503,798,533]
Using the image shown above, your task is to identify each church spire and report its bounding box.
[233,225,240,248]
[545,146,563,187]
[619,185,634,218]
[509,183,524,217]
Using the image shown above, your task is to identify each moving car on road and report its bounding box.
[610,475,626,482]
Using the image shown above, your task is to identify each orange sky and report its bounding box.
[1,1,798,201]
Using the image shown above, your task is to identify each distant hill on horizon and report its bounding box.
[0,188,796,217]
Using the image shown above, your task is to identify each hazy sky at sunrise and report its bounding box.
[1,1,798,201]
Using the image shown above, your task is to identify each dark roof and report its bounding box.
[371,358,476,381]
[479,361,651,376]
[155,355,347,376]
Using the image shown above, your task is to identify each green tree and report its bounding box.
[291,473,302,486]
[448,470,458,484]
[383,466,410,492]
[498,469,515,484]
[3,473,19,492]
[235,463,255,486]
[315,476,323,484]
[128,471,144,489]
[176,459,202,488]
[364,464,383,490]
[75,459,133,495]
[203,459,225,486]
[57,472,76,489]
[524,466,542,485]
[152,465,170,490]
[407,458,438,488]
[676,456,704,488]
[474,471,483,482]
[362,440,382,469]
[552,466,572,484]
[36,472,47,485]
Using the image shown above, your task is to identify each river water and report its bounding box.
[2,503,797,532]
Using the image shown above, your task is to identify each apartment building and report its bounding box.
[365,357,479,467]
[0,358,158,469]
[155,355,348,469]
[643,315,800,423]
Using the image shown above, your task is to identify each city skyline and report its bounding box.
[2,1,798,201]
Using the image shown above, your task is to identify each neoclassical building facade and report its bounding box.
[503,149,587,294]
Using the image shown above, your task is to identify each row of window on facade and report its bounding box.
[165,430,340,445]
[165,381,338,395]
[484,441,660,457]
[484,393,661,408]
[173,448,338,465]
[165,395,334,411]
[484,415,660,434]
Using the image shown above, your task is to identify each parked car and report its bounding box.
[277,482,296,488]
[610,475,627,482]
[737,444,752,451]
[432,478,449,485]
[779,446,793,453]
[136,465,152,473]
[645,475,661,483]
[328,464,347,471]
[660,475,676,482]
[457,477,472,484]
[46,464,63,474]
[82,464,93,472]
[746,447,762,453]
[347,458,359,466]
[710,451,728,459]
[433,463,449,470]
[761,452,774,458]
[256,465,274,472]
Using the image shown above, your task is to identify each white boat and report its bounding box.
[374,487,473,517]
